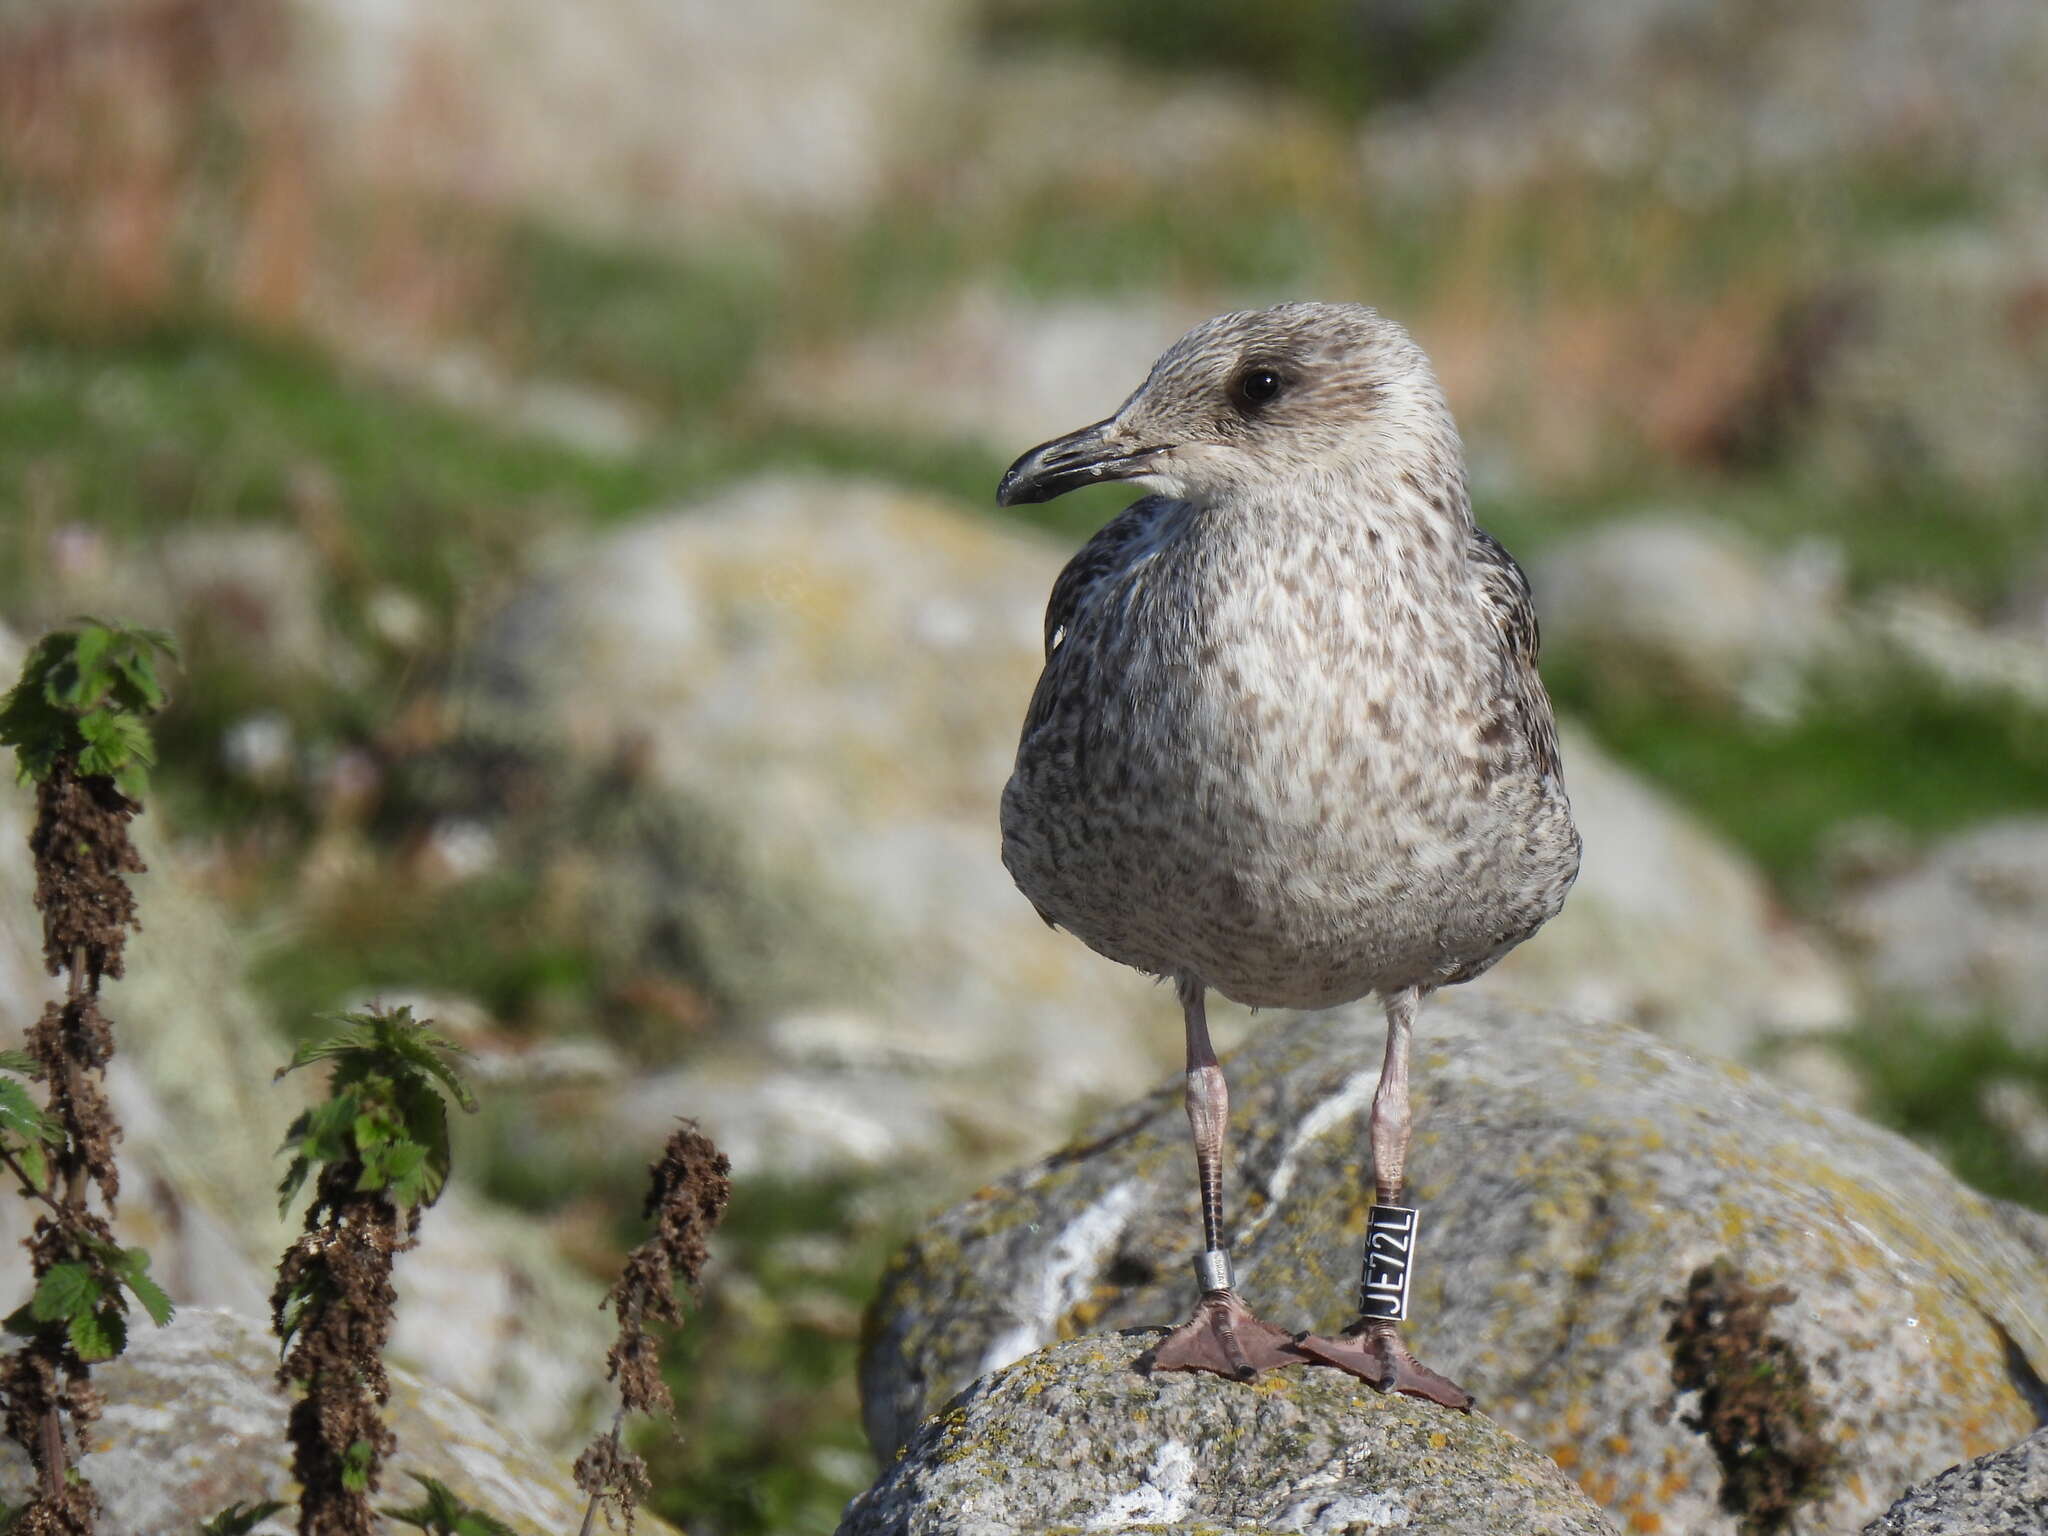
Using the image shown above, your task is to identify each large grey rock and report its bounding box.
[1861,1428,2048,1535]
[861,998,2048,1535]
[1533,513,1842,712]
[0,1308,647,1536]
[838,1332,1619,1536]
[1468,724,1852,1059]
[463,477,1181,1179]
[1834,817,2048,1046]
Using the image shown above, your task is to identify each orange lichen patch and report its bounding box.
[1550,1443,1580,1471]
[1580,1469,1621,1505]
[1627,1508,1664,1533]
[1604,1434,1632,1458]
[1428,1431,1449,1451]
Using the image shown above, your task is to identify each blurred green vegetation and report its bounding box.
[1839,1016,2048,1211]
[1544,664,2048,899]
[984,0,1503,115]
[642,1179,903,1535]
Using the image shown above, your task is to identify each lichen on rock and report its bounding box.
[837,1331,1620,1535]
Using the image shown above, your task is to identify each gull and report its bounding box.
[996,302,1580,1409]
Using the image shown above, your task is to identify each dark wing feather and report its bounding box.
[1038,497,1168,660]
[1015,498,1170,931]
[1467,525,1563,782]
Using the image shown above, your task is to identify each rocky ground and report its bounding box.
[859,998,2048,1534]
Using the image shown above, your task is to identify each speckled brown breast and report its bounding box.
[1002,493,1579,1010]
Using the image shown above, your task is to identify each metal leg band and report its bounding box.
[1193,1249,1234,1293]
[1358,1203,1419,1322]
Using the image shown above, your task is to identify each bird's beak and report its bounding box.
[996,419,1167,506]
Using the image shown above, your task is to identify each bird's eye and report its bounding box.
[1232,367,1285,410]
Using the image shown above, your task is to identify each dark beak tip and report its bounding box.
[997,419,1150,507]
[995,469,1042,508]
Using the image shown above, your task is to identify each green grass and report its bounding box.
[245,870,607,1042]
[491,223,785,413]
[1840,1014,2048,1211]
[1547,661,2048,897]
[0,325,662,611]
[983,0,1502,117]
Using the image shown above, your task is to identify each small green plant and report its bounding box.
[270,1006,477,1536]
[575,1123,731,1535]
[0,621,175,1536]
[196,1502,290,1536]
[381,1475,519,1536]
[0,622,174,799]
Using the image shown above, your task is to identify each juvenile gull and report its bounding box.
[997,301,1580,1409]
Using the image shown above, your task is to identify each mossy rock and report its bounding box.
[861,998,2048,1534]
[839,1330,1618,1535]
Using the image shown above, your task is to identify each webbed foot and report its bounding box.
[1148,1289,1308,1381]
[1294,1323,1474,1411]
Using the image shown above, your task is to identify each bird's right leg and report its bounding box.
[1294,985,1473,1409]
[1150,976,1305,1381]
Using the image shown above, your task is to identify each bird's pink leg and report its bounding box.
[1150,977,1306,1380]
[1295,986,1474,1410]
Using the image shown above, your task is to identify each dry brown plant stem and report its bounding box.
[573,1123,731,1535]
[0,761,148,1536]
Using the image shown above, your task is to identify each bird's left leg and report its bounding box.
[1150,975,1305,1380]
[1296,985,1474,1410]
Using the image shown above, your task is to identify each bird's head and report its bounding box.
[997,302,1460,510]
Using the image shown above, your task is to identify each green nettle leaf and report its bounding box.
[275,1276,322,1354]
[119,1249,175,1328]
[0,1077,58,1147]
[275,1007,475,1211]
[276,1154,313,1216]
[340,1438,376,1494]
[70,623,115,674]
[353,1108,394,1155]
[196,1499,290,1536]
[0,623,174,790]
[0,1050,39,1076]
[114,649,170,712]
[379,1140,432,1209]
[68,1305,126,1362]
[13,1140,46,1191]
[381,1473,518,1535]
[31,1262,100,1324]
